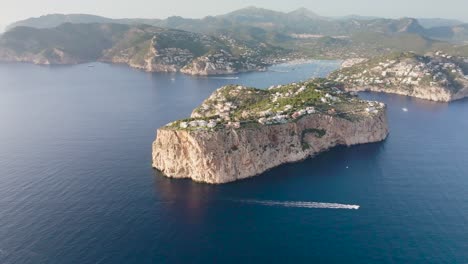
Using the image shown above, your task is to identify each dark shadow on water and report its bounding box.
[230,140,387,187]
[152,140,387,202]
[450,96,468,105]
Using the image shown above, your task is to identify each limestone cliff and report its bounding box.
[152,80,389,184]
[343,83,468,102]
[330,52,468,102]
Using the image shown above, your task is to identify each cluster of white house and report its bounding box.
[195,86,249,120]
[257,106,316,125]
[335,54,466,87]
[155,47,194,65]
[180,83,372,130]
[193,50,237,72]
[269,84,307,103]
[365,101,385,114]
[320,93,340,104]
[213,100,238,120]
[179,119,219,129]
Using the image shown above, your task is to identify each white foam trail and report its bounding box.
[237,200,360,210]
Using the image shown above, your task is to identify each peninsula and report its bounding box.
[331,52,468,102]
[152,79,389,184]
[0,23,283,75]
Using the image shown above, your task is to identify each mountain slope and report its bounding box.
[0,23,284,75]
[6,8,453,35]
[417,18,465,28]
[3,8,435,36]
[0,23,129,63]
[425,24,468,43]
[6,14,163,31]
[4,8,468,62]
[6,14,114,31]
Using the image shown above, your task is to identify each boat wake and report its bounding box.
[236,199,360,210]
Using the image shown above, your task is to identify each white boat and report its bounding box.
[402,108,408,112]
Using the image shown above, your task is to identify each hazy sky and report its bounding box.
[1,0,467,31]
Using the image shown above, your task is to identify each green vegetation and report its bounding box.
[330,51,468,95]
[168,78,381,132]
[3,8,468,70]
[5,7,468,63]
[200,80,343,121]
[301,128,326,151]
[0,23,283,71]
[302,128,326,139]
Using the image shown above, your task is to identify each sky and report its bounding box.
[1,0,467,31]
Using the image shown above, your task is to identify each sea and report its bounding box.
[0,61,467,263]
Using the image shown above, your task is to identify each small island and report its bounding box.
[152,79,389,184]
[331,52,468,102]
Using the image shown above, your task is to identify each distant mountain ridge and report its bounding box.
[417,18,465,29]
[6,14,162,31]
[2,7,468,67]
[6,7,467,43]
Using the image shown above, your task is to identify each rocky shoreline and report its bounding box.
[0,50,271,76]
[331,52,468,102]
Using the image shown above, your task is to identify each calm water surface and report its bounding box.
[0,61,467,263]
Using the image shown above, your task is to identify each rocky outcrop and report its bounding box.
[331,52,468,102]
[152,81,389,184]
[153,111,388,184]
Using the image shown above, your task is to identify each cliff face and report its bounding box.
[152,81,389,184]
[344,83,468,102]
[153,111,388,184]
[331,52,468,102]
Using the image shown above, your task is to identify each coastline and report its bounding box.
[0,56,342,76]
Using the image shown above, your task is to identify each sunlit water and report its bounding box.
[0,61,467,263]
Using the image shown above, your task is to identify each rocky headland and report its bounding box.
[152,80,389,184]
[0,24,280,76]
[331,52,468,102]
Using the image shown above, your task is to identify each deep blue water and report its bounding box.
[0,61,467,263]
